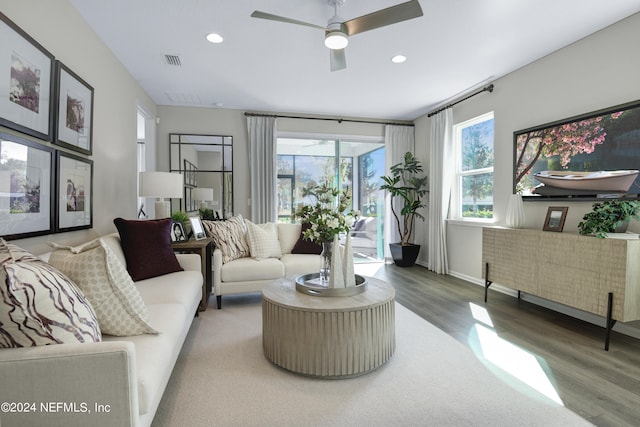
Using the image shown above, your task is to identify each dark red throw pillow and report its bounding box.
[291,223,323,255]
[113,218,183,281]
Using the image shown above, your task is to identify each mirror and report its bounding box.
[170,133,233,218]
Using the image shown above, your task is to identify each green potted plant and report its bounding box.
[578,200,640,238]
[379,151,428,266]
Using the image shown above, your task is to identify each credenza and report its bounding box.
[482,226,640,350]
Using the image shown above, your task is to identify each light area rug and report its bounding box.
[152,295,592,427]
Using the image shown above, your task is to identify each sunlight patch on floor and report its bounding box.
[468,303,564,406]
[354,262,386,277]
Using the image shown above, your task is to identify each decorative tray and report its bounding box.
[295,273,367,297]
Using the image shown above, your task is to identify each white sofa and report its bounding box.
[213,222,321,308]
[0,233,203,427]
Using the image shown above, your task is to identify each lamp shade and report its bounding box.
[192,187,214,201]
[139,171,183,198]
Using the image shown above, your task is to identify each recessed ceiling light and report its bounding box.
[391,55,407,64]
[206,33,224,44]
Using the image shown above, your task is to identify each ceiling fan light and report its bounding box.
[324,31,348,50]
[392,55,407,63]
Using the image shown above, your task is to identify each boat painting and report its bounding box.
[534,170,640,192]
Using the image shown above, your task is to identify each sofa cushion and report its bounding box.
[291,223,322,255]
[0,239,101,348]
[103,302,191,415]
[135,270,202,315]
[220,257,284,282]
[280,253,322,277]
[114,217,183,281]
[245,220,282,260]
[277,223,301,254]
[202,215,250,263]
[48,238,158,336]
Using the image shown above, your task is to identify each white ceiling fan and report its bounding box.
[251,0,424,71]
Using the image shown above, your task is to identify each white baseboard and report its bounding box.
[448,270,640,341]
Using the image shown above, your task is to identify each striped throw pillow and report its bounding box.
[0,239,101,347]
[202,215,250,263]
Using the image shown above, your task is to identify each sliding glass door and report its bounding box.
[276,137,385,261]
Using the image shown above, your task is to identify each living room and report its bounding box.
[1,1,640,426]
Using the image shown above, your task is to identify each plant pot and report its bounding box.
[389,243,420,267]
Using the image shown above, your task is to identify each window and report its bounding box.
[276,137,385,260]
[453,112,494,219]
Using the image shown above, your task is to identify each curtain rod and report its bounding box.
[244,112,414,127]
[427,84,494,118]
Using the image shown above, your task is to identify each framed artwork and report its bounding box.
[0,12,55,141]
[0,131,54,239]
[55,61,93,155]
[190,216,206,240]
[514,99,640,201]
[170,221,187,242]
[543,207,568,232]
[56,151,92,232]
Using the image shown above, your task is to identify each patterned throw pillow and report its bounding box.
[245,221,282,260]
[202,215,250,263]
[48,238,158,336]
[0,239,101,348]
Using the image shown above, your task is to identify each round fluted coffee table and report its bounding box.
[262,276,395,379]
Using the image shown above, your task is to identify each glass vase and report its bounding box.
[319,241,332,285]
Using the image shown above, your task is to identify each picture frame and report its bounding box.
[170,221,187,242]
[0,12,55,141]
[190,216,206,240]
[514,99,640,201]
[56,151,92,232]
[543,206,568,232]
[0,131,54,240]
[55,61,93,155]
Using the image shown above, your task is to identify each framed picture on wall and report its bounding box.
[0,132,54,239]
[55,61,93,155]
[56,151,93,232]
[0,12,55,141]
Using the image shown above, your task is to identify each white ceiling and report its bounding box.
[69,0,640,121]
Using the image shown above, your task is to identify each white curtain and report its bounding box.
[246,116,277,223]
[428,109,453,274]
[384,125,415,260]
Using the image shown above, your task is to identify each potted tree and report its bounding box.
[578,200,640,238]
[380,151,428,266]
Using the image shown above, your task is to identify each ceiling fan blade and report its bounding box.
[251,11,328,31]
[343,0,423,36]
[330,49,346,72]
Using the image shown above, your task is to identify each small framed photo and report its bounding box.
[543,206,568,232]
[55,61,93,155]
[170,221,187,242]
[190,216,206,240]
[0,12,55,141]
[0,131,54,239]
[56,151,93,232]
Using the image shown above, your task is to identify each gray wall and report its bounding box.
[413,12,640,334]
[1,0,156,253]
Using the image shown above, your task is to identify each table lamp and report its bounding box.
[192,187,214,210]
[139,171,183,219]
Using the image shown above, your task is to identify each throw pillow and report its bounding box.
[202,215,250,263]
[113,218,183,281]
[291,222,323,255]
[48,238,158,336]
[0,239,101,348]
[245,220,282,260]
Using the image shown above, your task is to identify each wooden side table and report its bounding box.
[172,237,212,311]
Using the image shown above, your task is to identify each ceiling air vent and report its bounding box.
[164,54,181,66]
